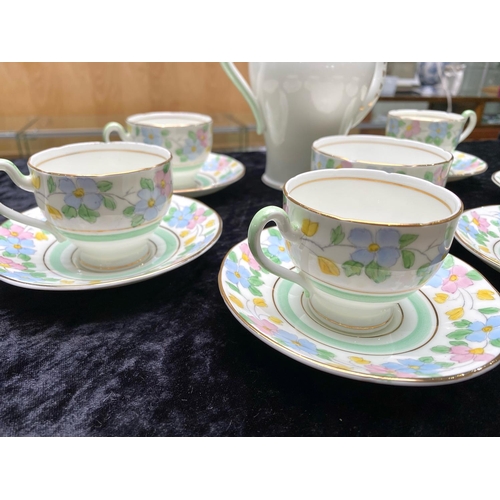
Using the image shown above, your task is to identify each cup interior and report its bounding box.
[313,135,451,166]
[29,142,171,176]
[285,169,462,225]
[388,109,465,123]
[127,112,212,129]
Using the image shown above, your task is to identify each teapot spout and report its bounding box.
[220,62,266,135]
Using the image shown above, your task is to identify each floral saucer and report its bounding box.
[219,228,500,386]
[490,171,500,189]
[454,205,500,273]
[0,195,222,291]
[174,153,245,197]
[447,151,488,182]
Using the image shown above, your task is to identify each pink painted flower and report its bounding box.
[249,316,278,335]
[0,256,26,271]
[441,265,474,293]
[365,364,418,378]
[197,129,209,148]
[0,224,33,240]
[240,242,260,270]
[470,211,490,233]
[403,121,421,138]
[187,208,207,229]
[339,160,353,169]
[154,170,172,195]
[215,156,230,172]
[450,345,495,363]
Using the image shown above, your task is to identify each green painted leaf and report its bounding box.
[491,339,500,348]
[399,234,419,249]
[239,312,252,324]
[342,260,363,277]
[453,320,471,328]
[317,349,336,360]
[23,262,36,268]
[29,272,46,278]
[331,225,345,245]
[140,178,154,191]
[175,148,184,156]
[478,307,500,314]
[123,206,135,217]
[48,176,56,194]
[435,362,454,368]
[417,262,431,277]
[203,209,214,217]
[62,205,77,219]
[431,345,451,353]
[131,214,144,227]
[161,129,170,137]
[2,251,16,258]
[228,251,238,263]
[488,231,499,238]
[248,276,264,287]
[18,254,30,261]
[250,269,261,277]
[97,181,113,192]
[402,249,415,269]
[466,270,482,280]
[225,281,240,293]
[248,285,263,297]
[162,162,170,173]
[365,261,391,283]
[447,329,472,340]
[326,159,335,169]
[263,248,281,265]
[442,255,454,269]
[424,171,433,182]
[3,220,12,229]
[78,204,99,223]
[268,227,281,238]
[0,235,6,240]
[419,357,435,363]
[188,130,197,141]
[450,340,468,346]
[102,196,116,210]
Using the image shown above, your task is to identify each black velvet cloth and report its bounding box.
[1,140,500,437]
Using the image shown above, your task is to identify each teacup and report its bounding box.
[103,112,212,189]
[248,168,463,334]
[311,134,454,186]
[0,142,173,271]
[385,109,477,153]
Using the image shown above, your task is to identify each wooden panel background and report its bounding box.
[0,62,251,117]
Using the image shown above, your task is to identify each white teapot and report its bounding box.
[221,62,387,189]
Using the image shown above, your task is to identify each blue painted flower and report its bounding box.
[458,217,479,240]
[182,138,204,160]
[348,228,400,267]
[274,330,317,356]
[59,178,103,210]
[267,235,290,262]
[225,259,251,288]
[429,242,448,266]
[141,127,162,145]
[167,206,194,228]
[465,316,500,342]
[428,121,448,139]
[382,358,442,375]
[387,117,401,136]
[201,156,219,172]
[427,264,450,288]
[134,187,167,221]
[4,237,35,256]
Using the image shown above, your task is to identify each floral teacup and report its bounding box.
[311,134,454,186]
[248,168,463,334]
[0,142,172,271]
[103,112,212,189]
[385,109,477,153]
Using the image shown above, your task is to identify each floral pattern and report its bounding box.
[449,152,487,180]
[220,228,500,384]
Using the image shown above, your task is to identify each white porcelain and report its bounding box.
[311,134,454,186]
[448,151,488,181]
[174,153,245,198]
[386,109,477,153]
[248,169,463,334]
[0,195,222,290]
[103,112,213,189]
[221,62,387,189]
[220,230,500,386]
[0,142,173,271]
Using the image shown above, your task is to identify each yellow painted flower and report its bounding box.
[180,230,190,238]
[446,307,464,321]
[31,175,41,189]
[301,219,318,237]
[35,232,48,241]
[318,256,340,276]
[434,293,449,304]
[269,316,282,324]
[478,289,495,300]
[479,245,490,254]
[206,220,215,228]
[253,298,267,308]
[184,236,196,246]
[229,294,244,308]
[47,205,62,220]
[349,356,370,365]
[60,279,75,285]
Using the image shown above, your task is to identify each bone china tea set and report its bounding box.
[0,62,497,387]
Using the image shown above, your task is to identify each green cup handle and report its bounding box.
[0,159,65,241]
[459,110,477,143]
[248,206,312,296]
[103,122,131,142]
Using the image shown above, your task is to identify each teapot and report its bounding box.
[221,62,387,189]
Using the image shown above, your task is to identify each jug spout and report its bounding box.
[220,62,266,135]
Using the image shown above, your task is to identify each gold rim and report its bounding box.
[284,176,463,227]
[127,113,213,129]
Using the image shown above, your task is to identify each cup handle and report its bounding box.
[0,160,65,241]
[458,110,477,143]
[103,122,132,142]
[248,206,313,296]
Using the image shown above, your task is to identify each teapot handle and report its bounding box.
[220,63,266,135]
[350,62,387,129]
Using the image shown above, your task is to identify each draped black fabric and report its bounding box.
[0,139,500,436]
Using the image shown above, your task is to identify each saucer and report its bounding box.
[455,205,500,272]
[219,228,500,386]
[490,171,500,188]
[447,151,488,182]
[0,195,222,290]
[174,153,245,197]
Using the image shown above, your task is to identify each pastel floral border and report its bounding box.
[199,154,244,183]
[449,152,487,179]
[0,195,221,289]
[220,228,500,383]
